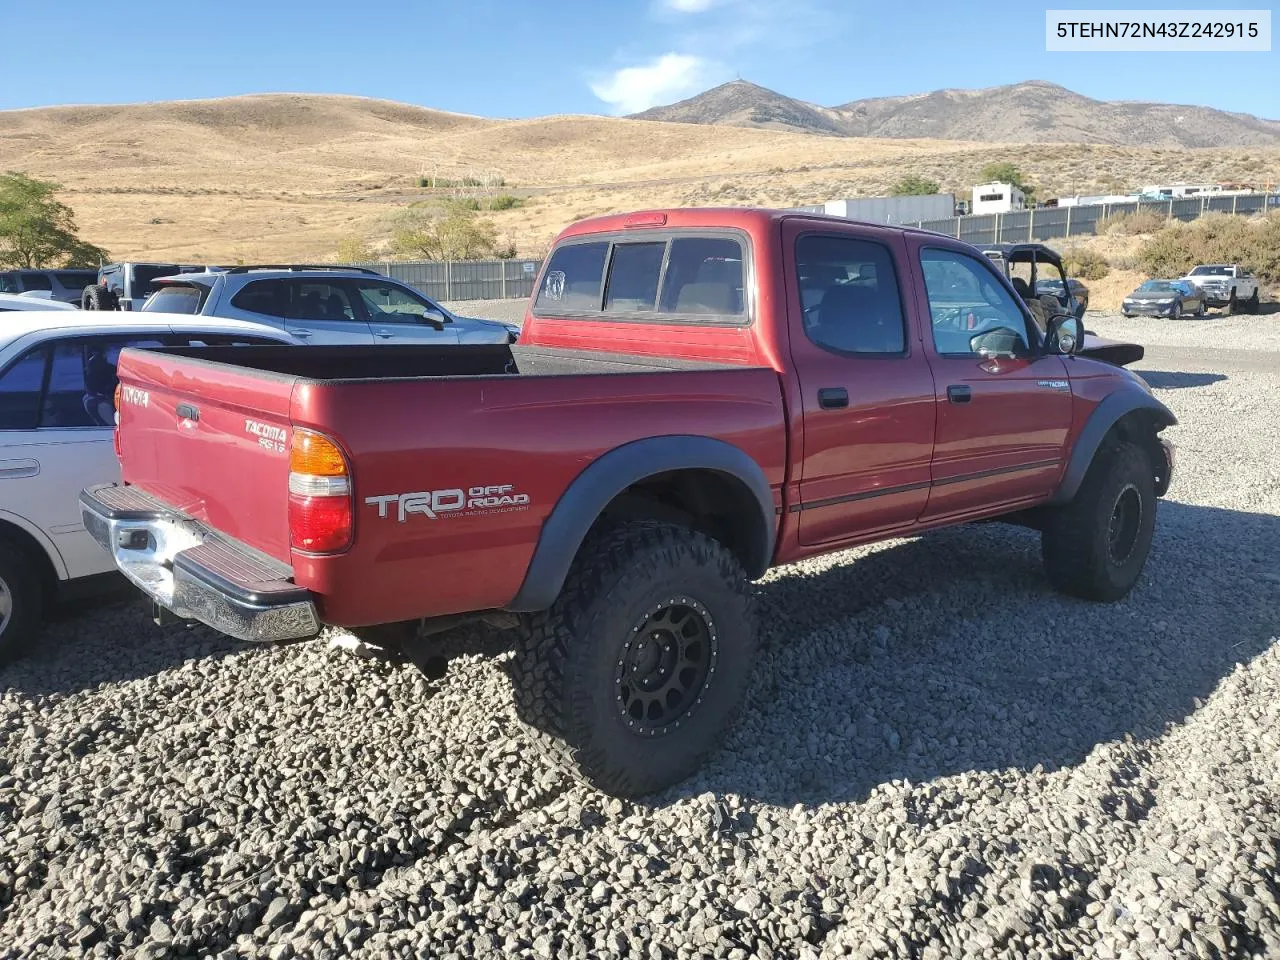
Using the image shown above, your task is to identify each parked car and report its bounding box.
[0,312,298,661]
[81,262,210,311]
[140,265,519,345]
[1121,280,1206,318]
[82,208,1176,797]
[0,293,80,313]
[980,243,1088,322]
[0,269,97,305]
[1180,264,1261,314]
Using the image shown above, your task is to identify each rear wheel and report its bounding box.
[1224,292,1237,316]
[1041,441,1157,602]
[1246,290,1260,314]
[82,284,117,311]
[512,521,756,797]
[0,541,44,665]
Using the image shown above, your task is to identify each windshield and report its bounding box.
[1139,281,1176,293]
[141,284,205,314]
[1188,265,1229,276]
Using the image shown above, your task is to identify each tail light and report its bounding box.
[288,428,352,553]
[112,383,122,459]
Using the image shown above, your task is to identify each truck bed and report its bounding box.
[111,342,788,625]
[145,343,748,381]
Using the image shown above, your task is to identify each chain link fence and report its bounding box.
[913,193,1280,245]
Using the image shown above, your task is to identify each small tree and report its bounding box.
[336,234,374,263]
[393,203,498,261]
[0,172,108,268]
[979,162,1036,203]
[890,176,941,196]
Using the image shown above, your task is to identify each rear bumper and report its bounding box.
[80,484,320,643]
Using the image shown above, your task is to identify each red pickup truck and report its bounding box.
[81,208,1175,796]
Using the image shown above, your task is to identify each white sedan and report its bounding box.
[0,311,299,661]
[0,292,80,312]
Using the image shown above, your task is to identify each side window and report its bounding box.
[288,281,357,322]
[534,241,608,312]
[354,281,437,321]
[19,272,53,292]
[920,248,1031,357]
[230,280,288,318]
[0,348,49,430]
[0,273,19,294]
[797,235,906,355]
[604,242,665,313]
[40,338,165,428]
[659,237,745,317]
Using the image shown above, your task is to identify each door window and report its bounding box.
[797,235,906,354]
[0,348,49,430]
[353,281,440,323]
[19,273,53,292]
[40,338,166,428]
[920,249,1031,357]
[288,281,358,322]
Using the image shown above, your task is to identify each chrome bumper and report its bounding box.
[80,484,320,643]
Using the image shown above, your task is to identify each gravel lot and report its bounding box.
[2,309,1278,959]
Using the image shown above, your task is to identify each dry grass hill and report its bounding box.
[2,91,1279,263]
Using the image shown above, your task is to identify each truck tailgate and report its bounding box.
[114,348,296,562]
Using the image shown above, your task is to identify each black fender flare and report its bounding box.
[506,435,776,612]
[1050,387,1177,504]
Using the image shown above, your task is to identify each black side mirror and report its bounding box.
[1046,314,1081,355]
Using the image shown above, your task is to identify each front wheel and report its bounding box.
[1195,299,1206,318]
[512,521,756,797]
[1225,292,1237,316]
[1041,441,1157,602]
[1246,290,1260,314]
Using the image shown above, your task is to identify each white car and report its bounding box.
[0,311,298,660]
[0,292,80,312]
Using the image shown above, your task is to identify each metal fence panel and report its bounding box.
[346,258,544,302]
[1170,198,1202,222]
[959,215,997,245]
[1031,207,1068,240]
[917,217,959,237]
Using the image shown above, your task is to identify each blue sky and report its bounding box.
[1,0,1275,118]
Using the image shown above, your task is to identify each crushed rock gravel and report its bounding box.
[1,311,1277,959]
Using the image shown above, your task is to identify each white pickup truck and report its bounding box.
[1180,264,1261,314]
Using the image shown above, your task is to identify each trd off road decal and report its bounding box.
[366,485,531,521]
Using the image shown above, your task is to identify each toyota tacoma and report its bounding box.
[81,209,1176,797]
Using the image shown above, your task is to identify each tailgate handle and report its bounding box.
[176,402,200,422]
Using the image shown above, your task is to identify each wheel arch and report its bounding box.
[0,514,65,610]
[506,436,776,612]
[1051,388,1176,505]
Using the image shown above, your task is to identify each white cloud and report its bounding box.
[590,53,725,115]
[659,0,722,12]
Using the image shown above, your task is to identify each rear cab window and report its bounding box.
[534,232,747,324]
[142,283,207,314]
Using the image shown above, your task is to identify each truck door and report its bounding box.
[782,221,936,545]
[909,240,1073,519]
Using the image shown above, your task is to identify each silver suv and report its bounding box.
[141,265,518,344]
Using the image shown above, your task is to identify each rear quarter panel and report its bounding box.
[294,368,787,626]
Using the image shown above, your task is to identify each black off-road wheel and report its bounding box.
[0,541,44,665]
[512,521,756,797]
[82,284,117,311]
[1224,292,1237,316]
[1041,441,1157,602]
[1246,290,1260,314]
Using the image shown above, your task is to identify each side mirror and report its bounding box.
[422,307,447,331]
[1046,314,1081,355]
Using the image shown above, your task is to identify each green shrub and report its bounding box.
[1097,209,1167,235]
[1137,213,1280,282]
[890,175,941,196]
[1063,248,1111,281]
[486,194,523,211]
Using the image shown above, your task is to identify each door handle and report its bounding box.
[818,387,849,409]
[292,328,313,338]
[947,384,972,404]
[374,329,395,339]
[0,459,39,479]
